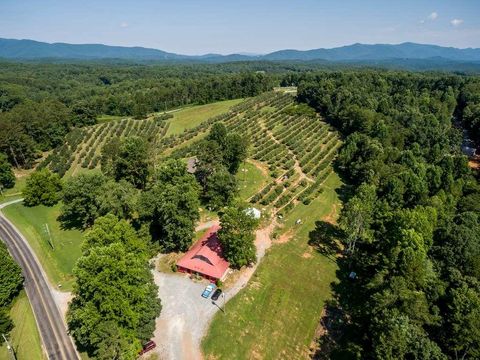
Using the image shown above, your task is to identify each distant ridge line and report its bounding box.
[1,38,480,63]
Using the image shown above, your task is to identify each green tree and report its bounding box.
[223,133,249,174]
[23,169,62,207]
[71,100,97,127]
[67,243,161,359]
[97,179,138,220]
[218,205,258,269]
[434,212,480,279]
[207,123,228,150]
[60,172,107,228]
[0,152,15,189]
[206,123,248,174]
[372,310,446,360]
[113,137,150,189]
[100,138,121,177]
[0,310,13,343]
[195,140,224,189]
[339,183,377,254]
[93,321,138,360]
[447,281,480,359]
[0,242,23,306]
[82,214,147,255]
[202,168,238,210]
[0,241,22,343]
[138,159,200,251]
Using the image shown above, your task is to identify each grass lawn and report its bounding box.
[96,114,125,123]
[166,99,243,136]
[236,161,269,202]
[0,176,27,204]
[2,203,84,291]
[202,172,342,360]
[0,291,44,360]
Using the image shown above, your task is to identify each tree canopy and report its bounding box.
[195,123,248,209]
[296,70,480,359]
[218,205,258,269]
[111,136,150,189]
[0,241,23,343]
[60,172,107,228]
[138,159,200,251]
[82,214,147,256]
[23,168,62,207]
[67,243,161,358]
[0,153,15,190]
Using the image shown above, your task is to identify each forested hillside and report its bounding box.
[0,62,274,171]
[293,71,480,359]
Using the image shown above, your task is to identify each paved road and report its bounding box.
[0,201,79,360]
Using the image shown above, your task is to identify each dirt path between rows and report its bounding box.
[261,122,311,183]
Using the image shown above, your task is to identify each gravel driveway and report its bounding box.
[151,270,224,360]
[151,221,275,360]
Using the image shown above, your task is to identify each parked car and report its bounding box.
[202,284,216,298]
[139,340,156,355]
[211,288,222,301]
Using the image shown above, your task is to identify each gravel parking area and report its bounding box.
[151,222,274,360]
[151,269,224,360]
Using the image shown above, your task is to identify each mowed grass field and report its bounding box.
[202,172,342,360]
[165,99,243,136]
[96,114,124,123]
[2,203,84,291]
[236,161,269,201]
[0,291,44,360]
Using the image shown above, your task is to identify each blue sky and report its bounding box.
[1,0,479,54]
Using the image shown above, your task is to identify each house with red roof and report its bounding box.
[176,225,229,282]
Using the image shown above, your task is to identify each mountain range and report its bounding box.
[1,38,480,64]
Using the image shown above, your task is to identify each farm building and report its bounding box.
[245,207,261,219]
[176,225,229,282]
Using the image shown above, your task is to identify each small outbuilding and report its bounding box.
[245,207,261,219]
[186,157,198,174]
[176,225,229,282]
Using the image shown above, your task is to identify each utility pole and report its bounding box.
[2,333,16,360]
[44,223,54,250]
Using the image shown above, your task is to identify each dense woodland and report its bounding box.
[0,62,275,171]
[294,71,480,359]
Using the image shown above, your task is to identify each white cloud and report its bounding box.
[120,22,129,28]
[450,18,464,27]
[428,12,438,20]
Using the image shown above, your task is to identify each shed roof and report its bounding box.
[186,157,198,174]
[176,225,229,280]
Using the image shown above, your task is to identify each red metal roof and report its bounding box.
[176,225,229,280]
